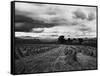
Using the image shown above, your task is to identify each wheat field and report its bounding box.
[14,44,97,74]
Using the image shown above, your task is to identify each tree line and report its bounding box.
[58,35,83,44]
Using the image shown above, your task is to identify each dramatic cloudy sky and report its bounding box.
[15,2,97,39]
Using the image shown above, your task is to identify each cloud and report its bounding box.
[77,24,95,33]
[15,15,34,23]
[15,2,96,38]
[78,28,92,32]
[15,15,38,32]
[15,22,33,32]
[87,13,95,21]
[15,2,96,25]
[15,23,24,28]
[73,9,87,20]
[31,28,44,33]
[15,15,57,32]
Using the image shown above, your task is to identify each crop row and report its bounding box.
[15,44,59,60]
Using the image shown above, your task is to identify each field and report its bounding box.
[14,44,97,74]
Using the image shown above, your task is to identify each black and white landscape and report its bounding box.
[14,2,97,74]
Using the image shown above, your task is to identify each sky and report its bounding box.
[15,2,97,39]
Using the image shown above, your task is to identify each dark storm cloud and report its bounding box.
[15,15,56,32]
[15,15,42,32]
[15,22,34,32]
[87,13,95,21]
[15,15,34,23]
[73,9,86,20]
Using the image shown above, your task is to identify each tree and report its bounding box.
[78,38,83,44]
[67,38,72,44]
[58,35,66,44]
